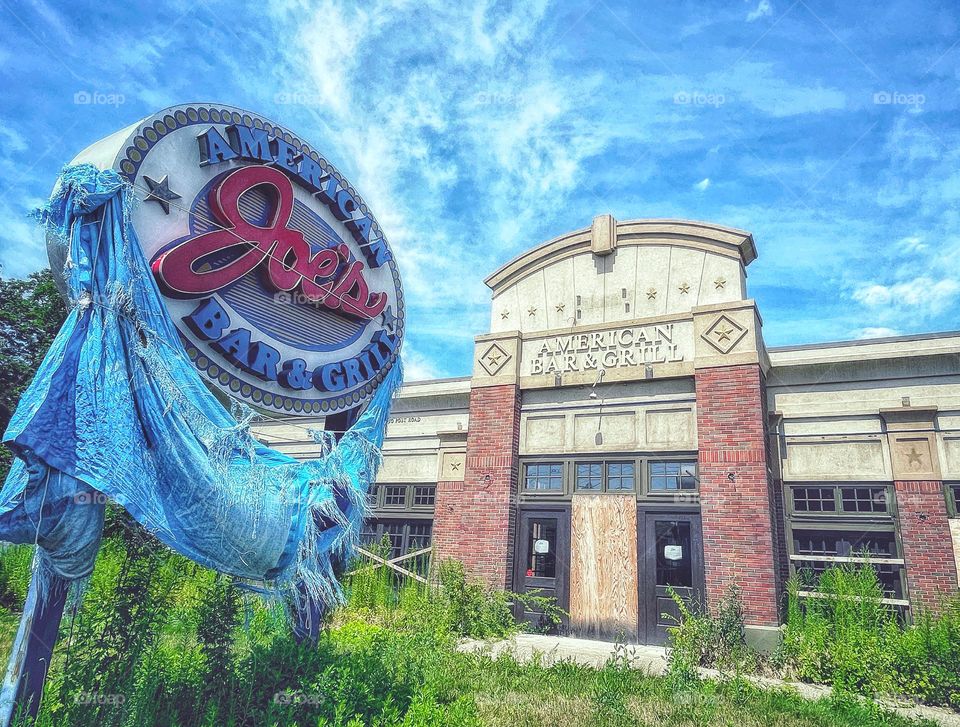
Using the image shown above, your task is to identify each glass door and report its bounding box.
[639,512,704,644]
[514,509,569,632]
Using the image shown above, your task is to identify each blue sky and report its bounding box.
[0,0,958,379]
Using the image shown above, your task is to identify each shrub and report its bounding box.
[666,586,764,683]
[782,562,960,707]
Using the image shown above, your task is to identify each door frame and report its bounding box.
[513,505,571,629]
[636,508,705,644]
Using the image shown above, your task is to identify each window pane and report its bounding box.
[525,463,563,491]
[792,486,836,512]
[649,461,696,491]
[840,486,887,513]
[413,485,436,507]
[575,463,602,490]
[607,462,635,491]
[526,519,557,578]
[654,520,692,587]
[384,485,406,507]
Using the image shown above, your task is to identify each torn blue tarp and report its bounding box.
[0,164,401,612]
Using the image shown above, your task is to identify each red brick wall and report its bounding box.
[432,384,519,589]
[894,480,958,612]
[695,364,780,626]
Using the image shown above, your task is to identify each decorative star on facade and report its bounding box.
[555,303,565,313]
[714,324,734,342]
[501,310,510,320]
[678,283,690,294]
[528,307,537,316]
[379,305,398,333]
[646,288,657,300]
[450,461,461,471]
[142,174,181,214]
[906,447,923,466]
[714,277,726,290]
[486,351,502,366]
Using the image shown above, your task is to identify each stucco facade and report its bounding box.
[255,215,960,646]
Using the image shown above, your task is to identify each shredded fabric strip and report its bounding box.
[0,164,401,615]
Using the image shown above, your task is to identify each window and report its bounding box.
[575,463,602,491]
[947,483,960,517]
[793,487,836,512]
[413,485,435,507]
[366,485,379,508]
[607,462,635,491]
[785,484,906,605]
[524,463,563,491]
[789,484,891,516]
[841,486,888,513]
[360,520,433,575]
[649,460,697,491]
[383,485,407,507]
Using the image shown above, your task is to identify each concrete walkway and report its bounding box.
[458,634,960,727]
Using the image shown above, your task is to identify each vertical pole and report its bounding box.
[0,560,71,726]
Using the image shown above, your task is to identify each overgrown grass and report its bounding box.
[666,563,960,710]
[0,516,939,725]
[783,564,960,708]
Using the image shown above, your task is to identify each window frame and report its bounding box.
[519,454,698,501]
[373,483,437,514]
[945,482,960,518]
[782,481,908,607]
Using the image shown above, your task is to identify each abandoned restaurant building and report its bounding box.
[258,215,960,647]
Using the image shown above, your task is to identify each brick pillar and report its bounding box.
[894,480,958,612]
[695,363,780,626]
[431,384,519,589]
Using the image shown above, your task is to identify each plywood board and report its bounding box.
[569,494,639,639]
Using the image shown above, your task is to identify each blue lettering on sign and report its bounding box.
[197,127,239,166]
[184,298,230,340]
[226,124,273,163]
[196,125,391,268]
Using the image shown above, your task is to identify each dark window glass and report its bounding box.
[382,522,405,559]
[794,559,904,600]
[526,519,557,578]
[575,463,602,491]
[384,485,406,507]
[407,522,433,551]
[366,486,379,508]
[524,463,563,491]
[413,485,436,507]
[951,484,960,515]
[607,462,635,491]
[654,520,692,587]
[792,529,897,558]
[840,486,888,513]
[793,487,836,513]
[650,461,697,491]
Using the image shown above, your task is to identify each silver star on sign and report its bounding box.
[142,174,181,215]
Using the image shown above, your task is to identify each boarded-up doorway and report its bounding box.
[569,494,639,640]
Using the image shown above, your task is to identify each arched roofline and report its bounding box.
[484,217,757,294]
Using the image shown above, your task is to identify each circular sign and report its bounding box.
[66,104,404,416]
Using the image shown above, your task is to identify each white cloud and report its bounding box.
[852,277,960,317]
[850,327,900,339]
[694,177,711,192]
[897,235,927,253]
[746,0,773,22]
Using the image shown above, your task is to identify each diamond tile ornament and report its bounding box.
[701,314,747,354]
[479,342,511,376]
